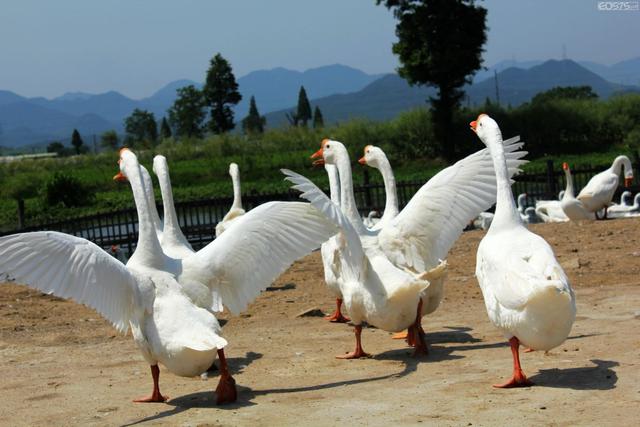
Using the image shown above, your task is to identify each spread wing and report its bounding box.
[0,231,138,333]
[378,136,527,272]
[184,200,338,314]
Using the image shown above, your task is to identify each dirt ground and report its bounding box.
[1,218,640,426]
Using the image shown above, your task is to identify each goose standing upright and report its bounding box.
[153,155,195,259]
[560,162,595,221]
[358,145,399,231]
[320,163,350,323]
[216,163,246,237]
[577,155,634,218]
[472,114,576,388]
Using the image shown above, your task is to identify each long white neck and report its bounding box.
[516,194,526,213]
[230,165,243,210]
[140,166,163,235]
[487,135,522,230]
[325,164,341,205]
[374,155,399,222]
[155,163,188,245]
[125,162,165,268]
[334,148,368,234]
[564,168,575,198]
[611,155,632,176]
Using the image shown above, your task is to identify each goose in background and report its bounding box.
[472,114,576,388]
[320,163,350,323]
[534,197,568,223]
[608,193,640,218]
[577,155,634,218]
[216,163,246,237]
[363,210,381,229]
[358,145,399,231]
[153,155,195,259]
[560,162,595,221]
[472,211,494,230]
[308,138,527,354]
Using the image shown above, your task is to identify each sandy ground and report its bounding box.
[1,218,640,426]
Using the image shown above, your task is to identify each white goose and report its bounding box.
[284,168,446,357]
[534,195,568,223]
[560,162,595,221]
[152,155,195,259]
[358,145,399,231]
[307,138,527,355]
[608,193,640,218]
[216,163,246,237]
[140,165,164,240]
[0,149,337,404]
[472,114,576,388]
[320,163,350,323]
[577,155,634,218]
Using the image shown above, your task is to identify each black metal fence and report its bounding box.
[3,159,639,256]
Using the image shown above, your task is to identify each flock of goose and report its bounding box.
[472,154,636,229]
[8,113,630,405]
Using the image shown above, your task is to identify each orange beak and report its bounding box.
[358,156,367,165]
[113,171,128,182]
[470,120,477,132]
[310,147,324,166]
[562,162,569,170]
[624,177,633,187]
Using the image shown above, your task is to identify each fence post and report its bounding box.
[17,199,25,230]
[545,160,556,200]
[363,169,372,210]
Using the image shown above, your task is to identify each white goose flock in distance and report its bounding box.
[292,136,527,357]
[0,148,339,405]
[472,114,576,387]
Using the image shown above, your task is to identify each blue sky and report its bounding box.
[0,0,638,98]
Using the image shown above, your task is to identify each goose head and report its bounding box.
[358,145,385,169]
[152,155,168,178]
[229,162,239,176]
[113,148,139,182]
[310,138,346,166]
[470,113,502,146]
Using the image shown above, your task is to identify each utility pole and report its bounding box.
[93,134,97,154]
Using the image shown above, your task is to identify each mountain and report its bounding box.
[140,79,200,117]
[234,64,382,118]
[579,57,640,86]
[265,59,639,128]
[0,90,26,107]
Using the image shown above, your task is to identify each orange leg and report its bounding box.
[133,364,169,403]
[215,349,237,405]
[493,337,533,388]
[325,298,350,323]
[336,325,370,359]
[410,299,428,357]
[391,330,408,340]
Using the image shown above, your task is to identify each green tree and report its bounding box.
[44,172,94,208]
[124,109,158,147]
[313,105,324,129]
[532,86,598,104]
[202,53,242,134]
[241,96,266,134]
[296,86,312,127]
[167,85,206,138]
[100,130,119,151]
[71,129,85,155]
[160,117,172,139]
[47,141,65,155]
[377,0,487,161]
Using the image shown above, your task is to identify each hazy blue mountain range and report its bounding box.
[264,59,639,127]
[1,59,639,149]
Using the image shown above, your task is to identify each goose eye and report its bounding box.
[326,144,330,148]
